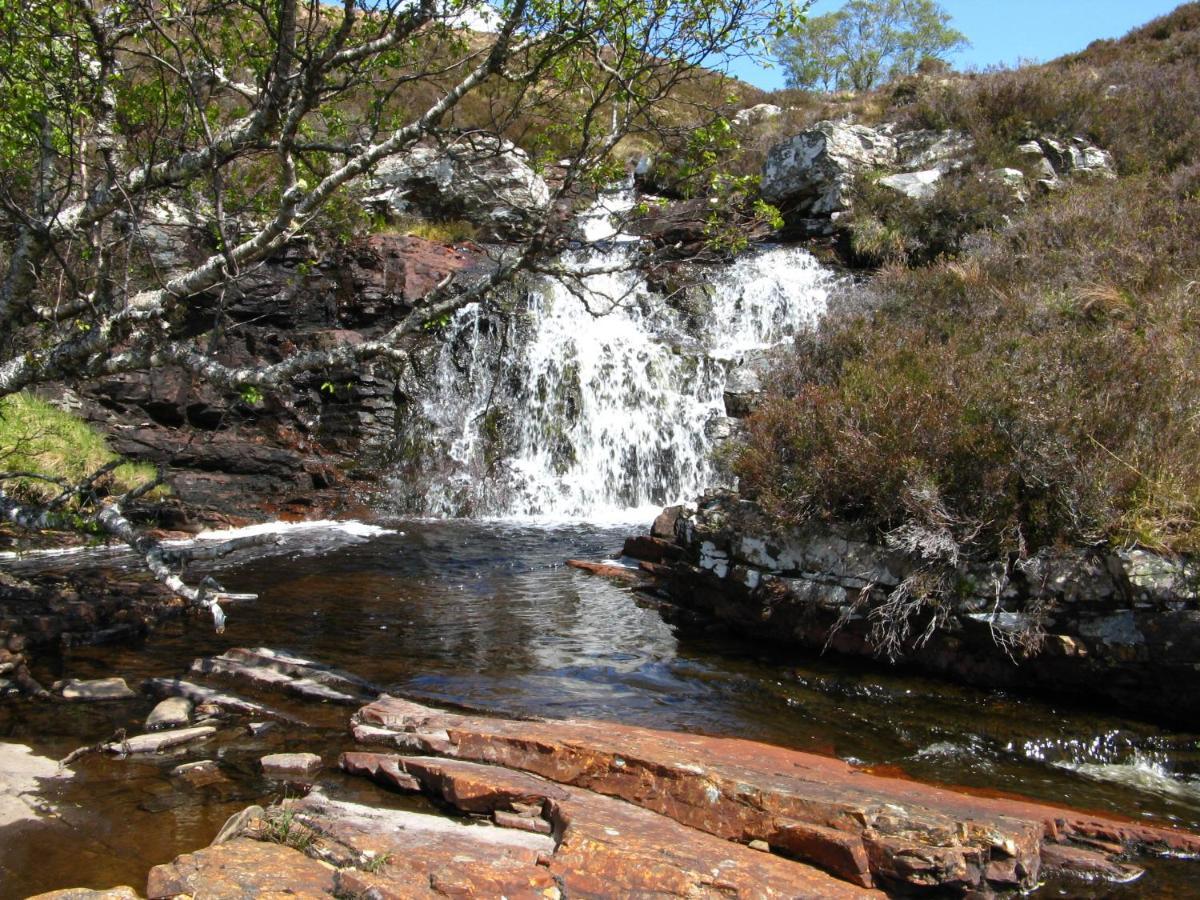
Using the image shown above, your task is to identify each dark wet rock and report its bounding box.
[621,535,683,564]
[105,726,217,755]
[651,505,684,540]
[723,349,774,418]
[0,572,182,693]
[59,677,137,701]
[146,697,193,730]
[634,494,1200,726]
[261,752,323,778]
[350,696,1200,893]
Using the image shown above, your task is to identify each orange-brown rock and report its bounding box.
[145,838,336,898]
[341,752,880,899]
[351,696,1200,893]
[565,559,645,582]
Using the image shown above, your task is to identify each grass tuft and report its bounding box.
[0,393,163,503]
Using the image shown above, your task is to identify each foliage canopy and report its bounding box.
[775,0,966,92]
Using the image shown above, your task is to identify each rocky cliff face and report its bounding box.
[47,234,490,527]
[627,494,1200,726]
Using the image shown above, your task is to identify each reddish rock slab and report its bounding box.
[27,890,141,900]
[145,838,336,898]
[341,752,881,899]
[566,559,644,582]
[287,788,559,898]
[351,697,1200,893]
[351,234,482,304]
[261,752,323,778]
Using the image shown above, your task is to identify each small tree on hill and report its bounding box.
[776,0,967,92]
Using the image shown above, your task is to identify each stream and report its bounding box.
[3,193,1200,896]
[2,520,1200,897]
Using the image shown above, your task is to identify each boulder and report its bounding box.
[364,134,550,241]
[878,168,944,201]
[723,350,774,417]
[1040,136,1117,180]
[895,129,973,172]
[146,697,193,730]
[1020,136,1116,191]
[733,103,784,127]
[761,121,897,218]
[260,752,324,778]
[59,677,136,701]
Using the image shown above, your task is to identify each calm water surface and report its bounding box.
[2,521,1199,897]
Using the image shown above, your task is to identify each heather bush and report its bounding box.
[737,171,1200,556]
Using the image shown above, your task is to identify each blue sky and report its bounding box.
[728,0,1186,90]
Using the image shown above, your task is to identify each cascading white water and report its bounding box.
[394,191,837,521]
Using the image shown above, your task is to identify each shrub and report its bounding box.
[737,172,1200,557]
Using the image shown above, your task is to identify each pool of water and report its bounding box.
[2,520,1200,897]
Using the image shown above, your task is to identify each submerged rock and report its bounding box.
[0,742,67,827]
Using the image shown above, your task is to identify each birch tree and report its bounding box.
[0,0,793,626]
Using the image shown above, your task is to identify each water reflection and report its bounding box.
[2,519,1200,897]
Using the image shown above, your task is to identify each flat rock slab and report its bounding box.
[27,889,142,900]
[146,838,336,899]
[351,696,1200,893]
[105,725,216,755]
[0,742,66,827]
[143,677,295,721]
[191,655,362,704]
[341,752,879,898]
[60,677,136,701]
[261,752,323,777]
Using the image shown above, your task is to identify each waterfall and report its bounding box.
[389,192,837,522]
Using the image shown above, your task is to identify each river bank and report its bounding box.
[3,520,1200,897]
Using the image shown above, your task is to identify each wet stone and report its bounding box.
[59,677,136,701]
[146,697,193,730]
[261,752,323,777]
[105,725,217,755]
[170,759,227,789]
[26,889,142,900]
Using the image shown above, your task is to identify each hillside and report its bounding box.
[733,3,1200,563]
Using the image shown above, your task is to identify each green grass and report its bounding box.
[371,216,480,244]
[0,392,162,503]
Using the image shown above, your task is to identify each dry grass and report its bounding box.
[737,5,1200,558]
